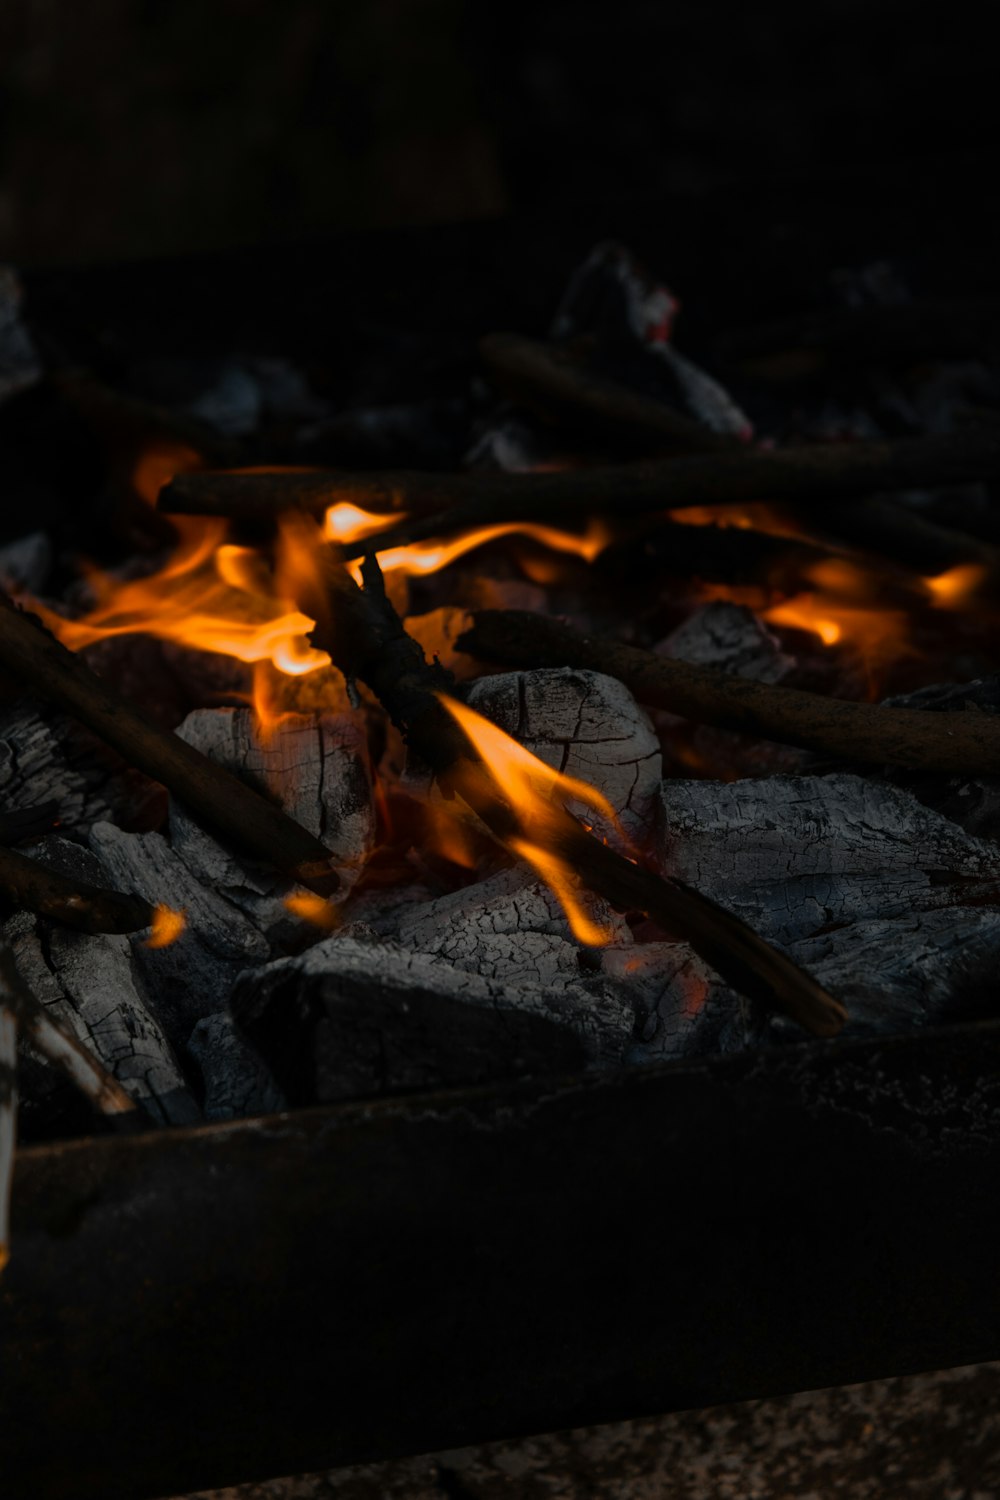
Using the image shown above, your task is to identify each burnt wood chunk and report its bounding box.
[186,1011,285,1122]
[466,667,661,841]
[232,933,636,1106]
[655,773,1000,944]
[88,822,269,1036]
[172,707,374,890]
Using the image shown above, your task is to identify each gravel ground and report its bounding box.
[168,1360,1000,1500]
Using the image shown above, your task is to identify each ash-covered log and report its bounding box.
[233,929,635,1106]
[0,593,342,896]
[3,896,198,1128]
[458,611,1000,777]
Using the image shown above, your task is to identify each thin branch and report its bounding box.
[457,610,1000,777]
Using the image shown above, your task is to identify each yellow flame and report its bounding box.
[371,519,611,580]
[435,692,623,946]
[145,904,187,949]
[283,892,340,930]
[323,503,404,545]
[509,838,614,945]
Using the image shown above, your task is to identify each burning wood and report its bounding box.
[5,229,1000,1166]
[458,611,1000,776]
[0,592,342,896]
[306,553,846,1037]
[159,427,1000,574]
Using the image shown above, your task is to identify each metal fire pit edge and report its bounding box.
[3,1017,1000,1500]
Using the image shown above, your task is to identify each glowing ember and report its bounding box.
[144,904,187,949]
[283,891,340,930]
[924,563,987,607]
[435,692,623,946]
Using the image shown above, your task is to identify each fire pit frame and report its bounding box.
[2,156,999,1499]
[4,1021,1000,1500]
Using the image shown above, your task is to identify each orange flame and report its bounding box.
[924,564,987,607]
[144,904,187,949]
[283,891,340,930]
[435,692,620,945]
[357,518,611,583]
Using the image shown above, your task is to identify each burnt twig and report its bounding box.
[0,594,340,897]
[0,845,154,934]
[160,427,1000,574]
[458,611,1000,777]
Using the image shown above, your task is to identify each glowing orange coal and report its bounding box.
[435,692,622,945]
[144,904,187,949]
[924,563,987,608]
[283,891,340,930]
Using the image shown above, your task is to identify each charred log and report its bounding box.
[160,428,1000,558]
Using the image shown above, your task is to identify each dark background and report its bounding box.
[0,0,993,266]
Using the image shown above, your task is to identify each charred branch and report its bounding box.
[0,594,341,897]
[478,333,740,455]
[160,428,1000,567]
[459,611,1000,778]
[308,555,845,1038]
[0,843,153,933]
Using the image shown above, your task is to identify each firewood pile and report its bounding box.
[2,240,1000,1271]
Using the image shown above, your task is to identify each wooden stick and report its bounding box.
[308,555,846,1038]
[0,595,341,897]
[0,1001,15,1275]
[478,332,740,454]
[159,427,1000,567]
[0,949,139,1119]
[458,611,1000,777]
[0,845,154,934]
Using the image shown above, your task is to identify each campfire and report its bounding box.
[2,237,1000,1280]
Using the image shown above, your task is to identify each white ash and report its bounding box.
[0,532,51,595]
[169,709,375,936]
[655,773,1000,945]
[388,864,629,994]
[88,822,270,1036]
[466,667,661,841]
[0,265,42,406]
[2,908,198,1127]
[186,1011,286,1122]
